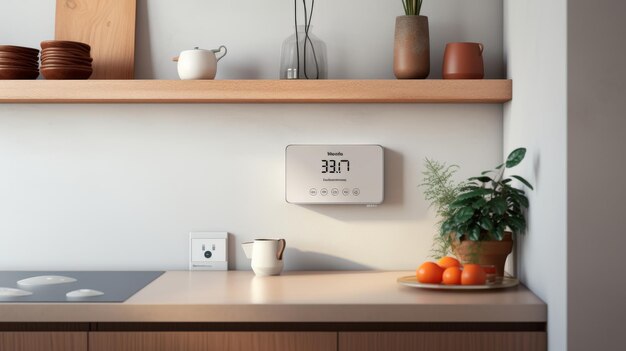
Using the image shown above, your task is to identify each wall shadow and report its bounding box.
[135,0,154,79]
[227,232,237,270]
[283,248,372,271]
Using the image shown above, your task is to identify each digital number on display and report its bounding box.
[321,160,350,174]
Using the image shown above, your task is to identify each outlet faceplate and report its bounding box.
[189,232,228,271]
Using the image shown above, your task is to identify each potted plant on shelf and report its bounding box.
[394,0,430,79]
[420,148,533,276]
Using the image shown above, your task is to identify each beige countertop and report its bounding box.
[0,271,546,323]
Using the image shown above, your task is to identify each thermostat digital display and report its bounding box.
[285,145,384,204]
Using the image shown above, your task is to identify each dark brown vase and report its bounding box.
[451,232,513,277]
[394,16,430,79]
[442,42,485,79]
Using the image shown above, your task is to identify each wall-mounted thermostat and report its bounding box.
[285,144,384,204]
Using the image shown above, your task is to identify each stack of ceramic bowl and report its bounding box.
[40,40,93,79]
[0,45,40,79]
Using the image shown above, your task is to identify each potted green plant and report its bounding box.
[419,158,465,259]
[443,148,533,276]
[394,0,430,79]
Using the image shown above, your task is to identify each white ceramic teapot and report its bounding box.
[242,239,286,276]
[173,46,227,80]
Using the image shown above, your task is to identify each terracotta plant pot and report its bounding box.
[442,42,485,79]
[452,232,513,277]
[393,15,430,79]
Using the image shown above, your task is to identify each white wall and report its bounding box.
[568,1,626,350]
[503,0,567,350]
[0,0,504,271]
[1,0,503,79]
[0,105,501,270]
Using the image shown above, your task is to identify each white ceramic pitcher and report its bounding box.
[241,239,286,276]
[172,46,227,80]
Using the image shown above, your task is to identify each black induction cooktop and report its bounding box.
[0,271,164,303]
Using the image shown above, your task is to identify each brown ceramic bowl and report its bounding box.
[0,67,39,79]
[41,60,91,68]
[0,62,39,70]
[41,48,90,59]
[41,67,92,80]
[0,57,39,65]
[41,56,92,63]
[41,50,91,57]
[0,52,39,62]
[41,53,93,62]
[0,56,39,65]
[41,40,91,53]
[41,63,92,71]
[0,65,38,72]
[0,45,39,56]
[41,55,93,64]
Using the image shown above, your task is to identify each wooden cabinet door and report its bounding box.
[0,332,87,351]
[339,332,546,351]
[89,332,337,351]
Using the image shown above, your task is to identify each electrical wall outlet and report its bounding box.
[189,232,228,271]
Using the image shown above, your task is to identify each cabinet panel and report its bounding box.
[339,332,546,351]
[0,332,87,351]
[90,332,337,351]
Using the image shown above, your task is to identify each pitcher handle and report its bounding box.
[214,45,227,62]
[277,239,286,260]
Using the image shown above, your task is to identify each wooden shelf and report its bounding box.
[0,79,511,103]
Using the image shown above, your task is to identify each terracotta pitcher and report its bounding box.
[443,42,484,79]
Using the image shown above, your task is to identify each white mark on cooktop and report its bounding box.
[66,289,104,298]
[17,275,77,286]
[0,287,33,297]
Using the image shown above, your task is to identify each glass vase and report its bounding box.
[280,25,328,79]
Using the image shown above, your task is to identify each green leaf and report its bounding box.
[449,198,473,209]
[481,205,492,215]
[490,197,507,215]
[458,185,480,192]
[508,216,526,232]
[511,175,534,190]
[505,148,527,168]
[505,220,520,234]
[441,220,453,234]
[454,207,475,224]
[479,217,494,231]
[492,227,504,240]
[481,170,495,175]
[469,226,481,241]
[455,188,492,201]
[509,193,529,208]
[469,176,493,183]
[510,188,526,195]
[472,197,488,209]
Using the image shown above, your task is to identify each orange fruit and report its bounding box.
[437,256,461,269]
[442,266,462,285]
[461,264,487,285]
[416,262,444,284]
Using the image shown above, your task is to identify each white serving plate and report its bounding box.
[397,275,520,290]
